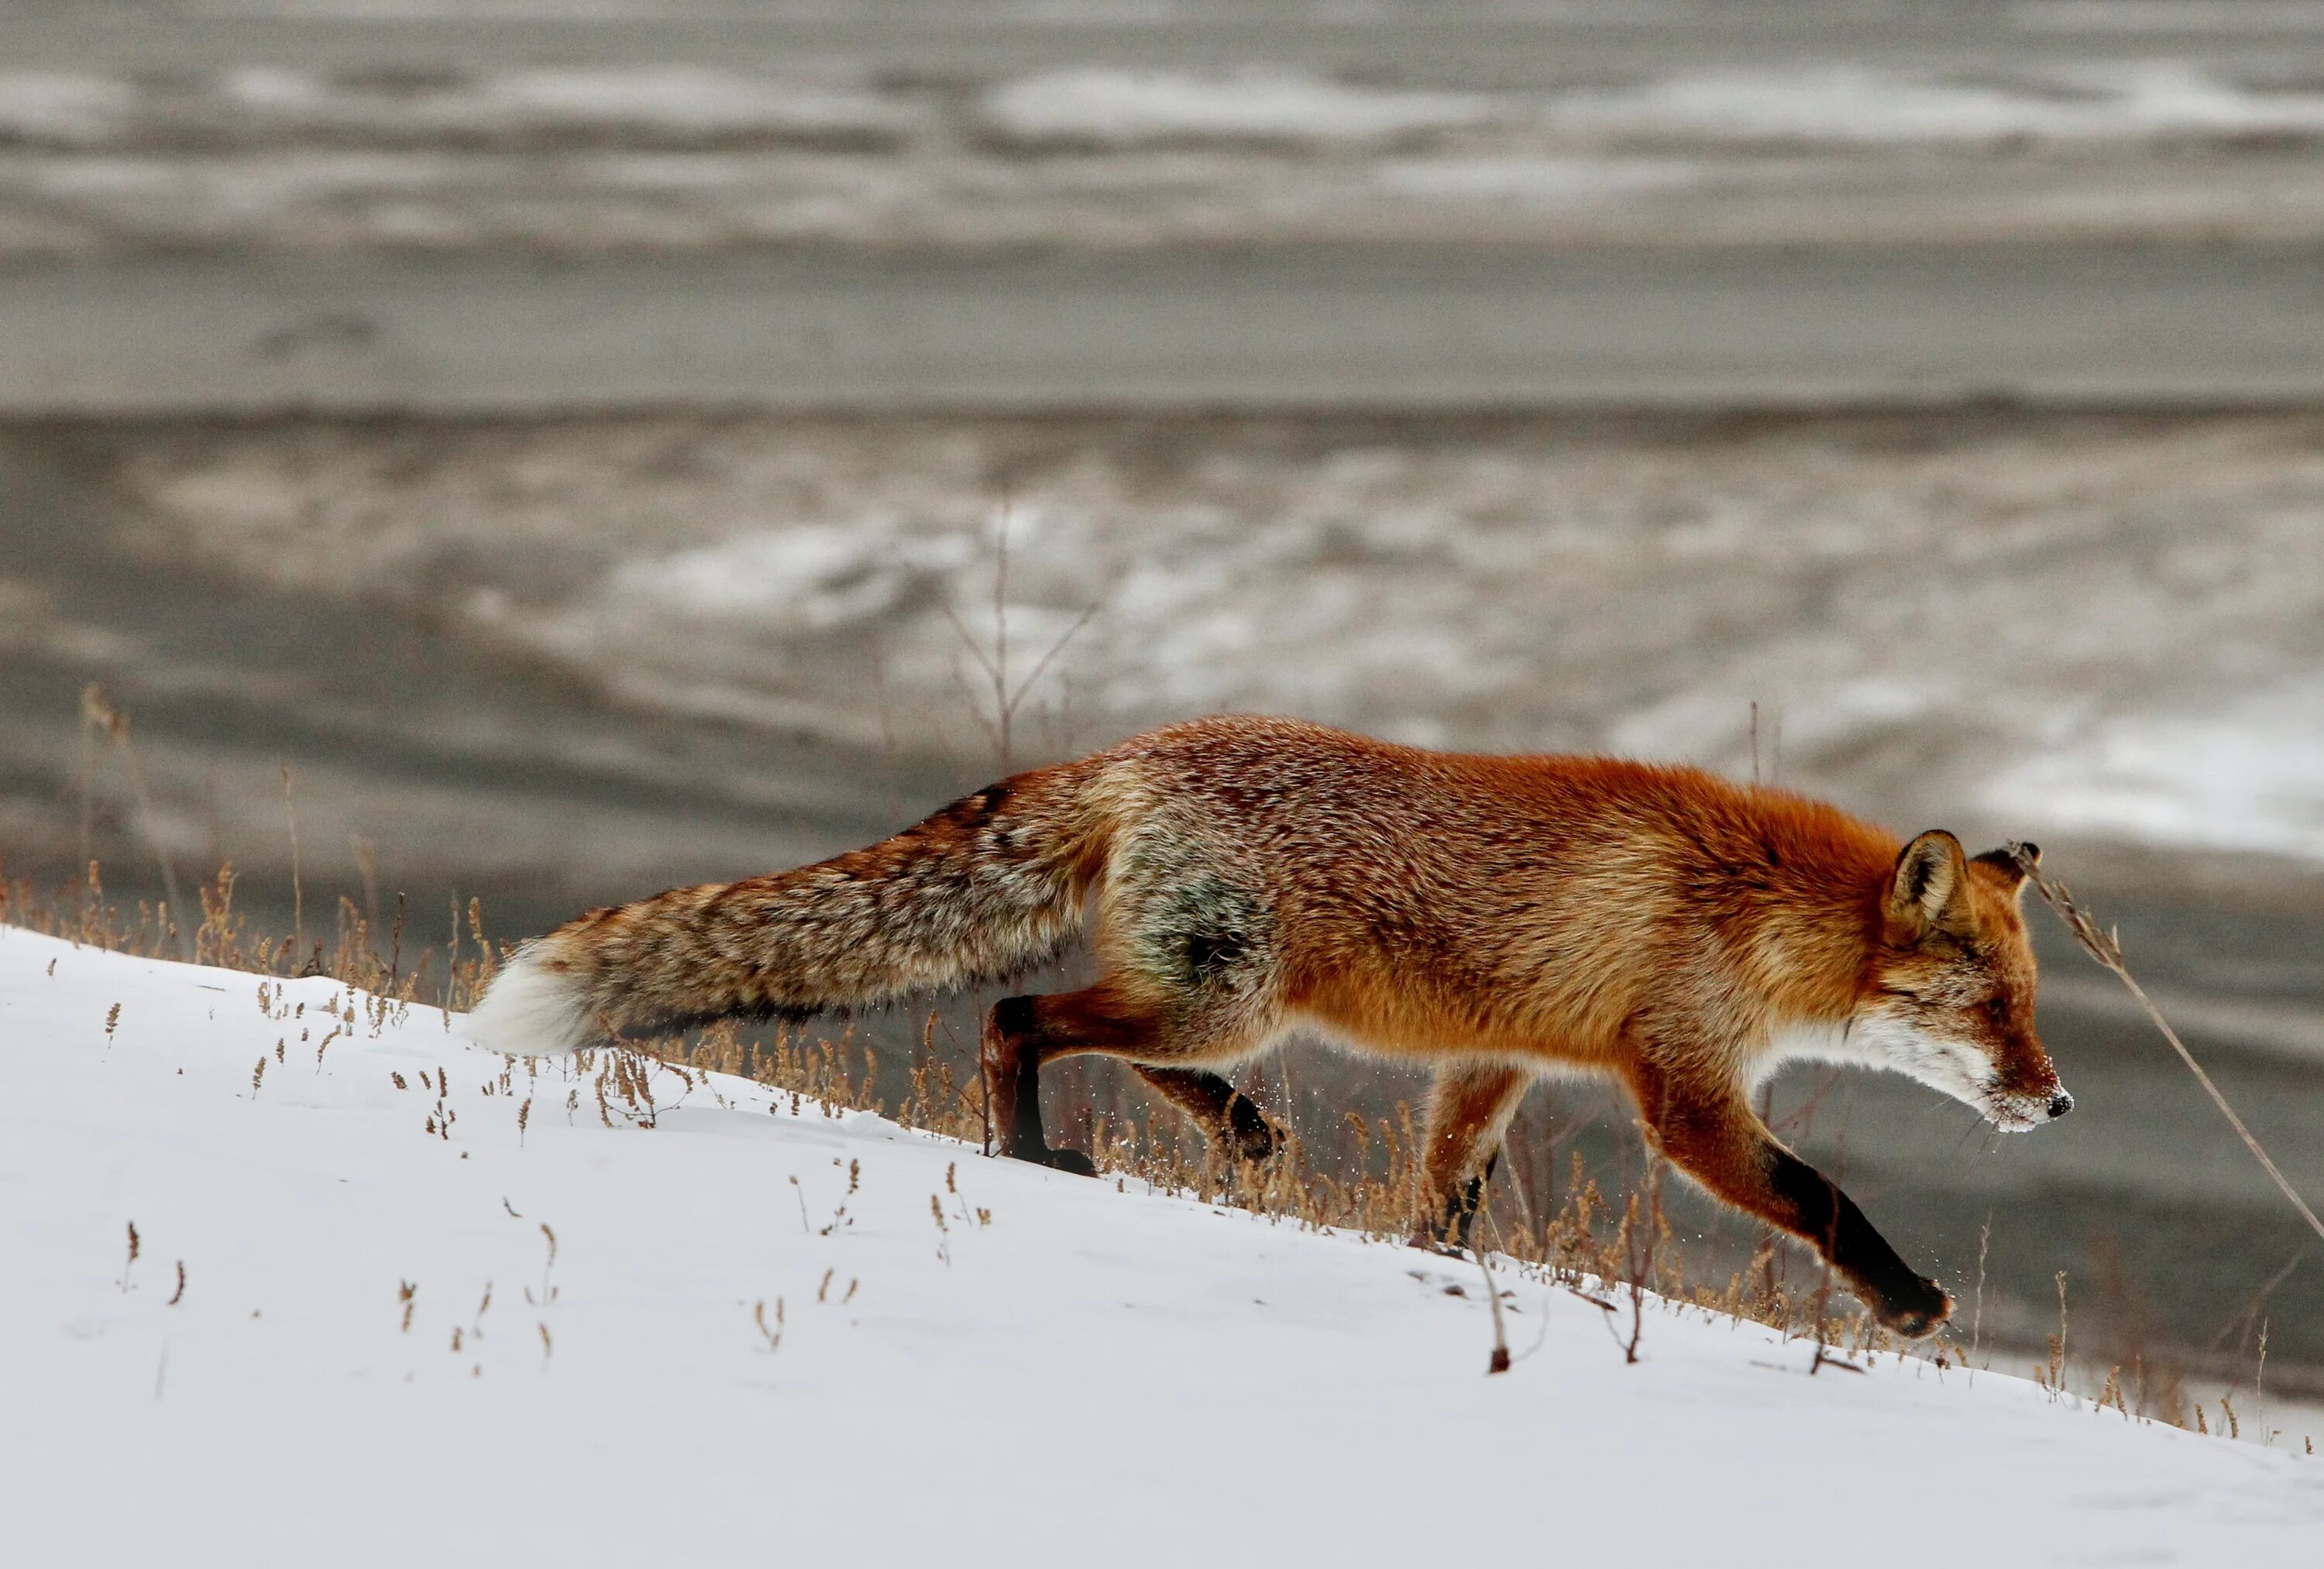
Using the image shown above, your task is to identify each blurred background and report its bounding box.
[4,2,2321,1407]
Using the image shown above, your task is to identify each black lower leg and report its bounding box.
[1768,1149,1946,1332]
[1003,1018,1045,1160]
[1437,1151,1501,1251]
[992,996,1096,1177]
[1133,1066,1283,1162]
[1222,1087,1281,1162]
[1450,1148,1506,1245]
[990,996,1045,1160]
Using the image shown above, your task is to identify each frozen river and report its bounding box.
[14,3,2324,408]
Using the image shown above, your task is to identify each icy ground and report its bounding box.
[17,51,2324,258]
[5,927,2320,1568]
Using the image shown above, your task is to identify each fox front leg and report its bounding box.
[1410,1061,1532,1255]
[1633,1069,1951,1337]
[1760,1147,1951,1337]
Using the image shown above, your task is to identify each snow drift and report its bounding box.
[2,925,2318,1567]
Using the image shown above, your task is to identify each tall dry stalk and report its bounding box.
[2011,843,2324,1247]
[81,687,187,953]
[279,761,304,959]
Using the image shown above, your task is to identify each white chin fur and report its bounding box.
[1983,1092,2051,1133]
[1771,1014,1996,1118]
[461,947,592,1057]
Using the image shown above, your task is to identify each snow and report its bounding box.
[975,63,2324,153]
[5,926,2322,1566]
[21,59,2324,161]
[1552,63,2324,146]
[219,65,916,144]
[0,74,136,146]
[599,524,978,630]
[19,53,2324,260]
[982,70,1497,146]
[1985,679,2324,863]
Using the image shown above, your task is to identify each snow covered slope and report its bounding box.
[4,925,2318,1567]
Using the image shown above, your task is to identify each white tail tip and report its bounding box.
[461,946,592,1057]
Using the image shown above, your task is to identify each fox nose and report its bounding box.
[2047,1092,2075,1120]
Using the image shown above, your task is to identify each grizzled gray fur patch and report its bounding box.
[1110,829,1273,995]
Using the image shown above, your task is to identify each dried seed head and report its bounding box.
[2011,842,2124,970]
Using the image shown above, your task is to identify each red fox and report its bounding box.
[466,716,2070,1337]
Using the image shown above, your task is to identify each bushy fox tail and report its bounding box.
[462,764,1110,1057]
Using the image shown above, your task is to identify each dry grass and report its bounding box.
[5,857,1934,1368]
[4,853,2278,1435]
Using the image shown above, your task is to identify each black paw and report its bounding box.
[1405,1172,1487,1256]
[1227,1124,1283,1171]
[1219,1092,1286,1164]
[1045,1146,1098,1178]
[1871,1275,1953,1339]
[1008,1143,1098,1178]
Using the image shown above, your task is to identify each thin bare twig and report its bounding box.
[77,687,102,899]
[932,505,1105,772]
[1006,600,1102,716]
[1475,1190,1511,1375]
[279,761,303,958]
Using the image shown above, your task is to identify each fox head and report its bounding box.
[1855,833,2071,1132]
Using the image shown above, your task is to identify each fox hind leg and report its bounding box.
[1132,1065,1284,1164]
[983,981,1270,1176]
[1414,1060,1534,1253]
[982,992,1109,1175]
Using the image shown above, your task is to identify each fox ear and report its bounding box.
[1889,830,1969,938]
[1971,842,2037,897]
